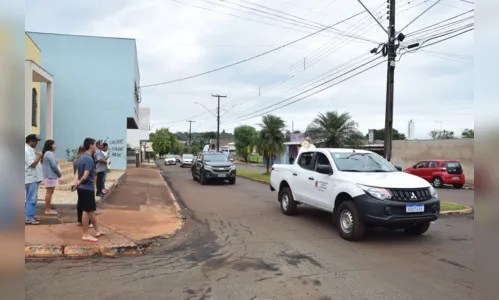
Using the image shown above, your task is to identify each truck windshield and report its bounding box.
[204,154,228,162]
[183,154,193,158]
[330,152,397,172]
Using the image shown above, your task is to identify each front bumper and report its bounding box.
[202,168,236,179]
[353,194,440,226]
[165,160,176,165]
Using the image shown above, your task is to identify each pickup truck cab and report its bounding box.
[270,148,440,241]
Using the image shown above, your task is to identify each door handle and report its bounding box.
[292,173,298,176]
[308,177,314,180]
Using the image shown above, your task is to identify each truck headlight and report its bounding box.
[429,186,438,198]
[358,184,392,201]
[204,165,212,170]
[230,165,236,170]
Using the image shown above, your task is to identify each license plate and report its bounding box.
[453,176,460,180]
[406,204,424,213]
[218,174,227,178]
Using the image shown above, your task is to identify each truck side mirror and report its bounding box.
[317,164,333,175]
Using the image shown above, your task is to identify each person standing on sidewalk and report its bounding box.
[41,140,62,215]
[73,146,85,175]
[73,138,105,242]
[101,143,110,194]
[94,141,107,197]
[25,134,43,225]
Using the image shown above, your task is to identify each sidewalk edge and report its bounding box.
[440,203,473,215]
[237,175,269,185]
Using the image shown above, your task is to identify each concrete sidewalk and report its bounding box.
[25,167,183,258]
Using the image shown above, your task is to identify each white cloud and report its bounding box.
[26,0,475,139]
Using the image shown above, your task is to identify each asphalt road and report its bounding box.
[25,164,473,300]
[235,163,475,207]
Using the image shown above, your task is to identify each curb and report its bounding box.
[440,202,473,215]
[25,243,142,258]
[237,175,269,185]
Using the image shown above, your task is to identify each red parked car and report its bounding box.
[404,160,465,189]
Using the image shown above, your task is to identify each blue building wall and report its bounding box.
[28,32,139,170]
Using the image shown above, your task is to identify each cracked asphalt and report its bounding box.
[25,163,473,300]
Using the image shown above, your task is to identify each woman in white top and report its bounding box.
[298,137,316,154]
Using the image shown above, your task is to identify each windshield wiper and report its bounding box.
[365,170,391,172]
[341,169,363,172]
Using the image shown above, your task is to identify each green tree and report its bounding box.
[256,115,286,173]
[234,125,257,163]
[364,128,406,140]
[430,129,455,140]
[151,128,177,156]
[461,128,474,138]
[305,111,363,147]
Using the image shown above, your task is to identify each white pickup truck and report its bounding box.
[269,148,440,241]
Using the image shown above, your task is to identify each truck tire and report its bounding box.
[200,171,207,185]
[229,178,236,185]
[336,201,366,241]
[192,171,197,181]
[404,221,431,235]
[279,187,297,215]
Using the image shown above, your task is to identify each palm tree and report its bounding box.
[305,110,363,148]
[256,114,286,173]
[461,128,474,139]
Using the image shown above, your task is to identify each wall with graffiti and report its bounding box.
[64,136,127,170]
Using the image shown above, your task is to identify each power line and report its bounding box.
[224,56,385,123]
[140,8,369,88]
[226,59,386,123]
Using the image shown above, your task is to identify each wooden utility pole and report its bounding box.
[211,94,227,151]
[186,120,195,145]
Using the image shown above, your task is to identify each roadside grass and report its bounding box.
[236,170,468,212]
[440,202,468,212]
[237,169,270,182]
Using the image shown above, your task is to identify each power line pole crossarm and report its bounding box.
[212,94,227,151]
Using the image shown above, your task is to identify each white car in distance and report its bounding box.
[180,154,194,168]
[164,154,176,165]
[269,148,440,241]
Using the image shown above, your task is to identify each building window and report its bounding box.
[31,88,37,127]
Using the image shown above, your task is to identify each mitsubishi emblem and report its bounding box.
[410,192,417,200]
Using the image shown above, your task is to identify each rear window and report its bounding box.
[444,162,461,168]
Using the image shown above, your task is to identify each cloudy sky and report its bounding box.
[25,0,474,139]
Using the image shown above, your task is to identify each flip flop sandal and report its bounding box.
[25,220,40,225]
[95,232,106,237]
[45,210,59,215]
[81,236,98,242]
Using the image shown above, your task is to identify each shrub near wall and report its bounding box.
[391,139,474,183]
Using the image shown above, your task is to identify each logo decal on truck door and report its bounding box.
[315,180,328,191]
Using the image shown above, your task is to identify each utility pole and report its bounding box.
[212,94,227,151]
[186,120,195,145]
[384,0,396,162]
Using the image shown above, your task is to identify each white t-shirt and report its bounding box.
[203,144,210,152]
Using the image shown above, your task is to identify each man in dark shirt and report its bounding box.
[73,138,106,242]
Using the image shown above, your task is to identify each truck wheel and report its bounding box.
[336,201,366,241]
[192,172,197,181]
[229,178,236,185]
[404,222,431,235]
[279,187,297,215]
[200,172,207,185]
[432,177,443,188]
